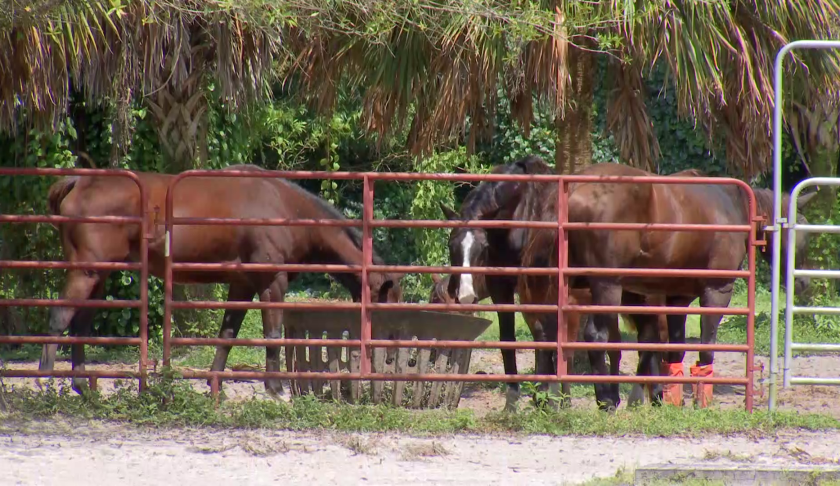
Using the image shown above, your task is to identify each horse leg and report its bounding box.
[208,283,255,390]
[657,296,693,407]
[69,278,107,395]
[557,306,585,409]
[620,291,659,408]
[260,273,289,397]
[39,269,104,377]
[488,277,520,412]
[694,283,733,408]
[585,279,622,411]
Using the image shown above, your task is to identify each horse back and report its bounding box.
[565,164,749,295]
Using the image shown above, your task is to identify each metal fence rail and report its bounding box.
[162,169,759,411]
[0,168,150,390]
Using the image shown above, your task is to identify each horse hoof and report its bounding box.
[72,378,91,396]
[265,380,285,398]
[627,384,645,408]
[598,400,618,413]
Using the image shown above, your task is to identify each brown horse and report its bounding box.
[41,164,403,395]
[520,163,816,411]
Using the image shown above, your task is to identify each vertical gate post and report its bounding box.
[163,181,175,367]
[360,175,374,376]
[138,183,150,392]
[555,179,569,379]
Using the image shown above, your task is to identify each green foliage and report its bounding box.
[0,120,77,335]
[0,54,832,342]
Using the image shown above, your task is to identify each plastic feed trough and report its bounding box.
[282,309,492,409]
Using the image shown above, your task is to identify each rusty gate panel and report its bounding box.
[0,168,150,391]
[161,169,759,412]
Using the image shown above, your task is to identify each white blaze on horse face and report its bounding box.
[458,231,477,304]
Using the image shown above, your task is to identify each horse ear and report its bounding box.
[797,190,819,210]
[439,203,459,220]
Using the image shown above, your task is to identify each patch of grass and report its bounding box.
[717,285,840,357]
[337,434,380,455]
[400,440,449,460]
[1,343,147,364]
[1,372,838,438]
[475,306,534,342]
[174,310,267,369]
[487,404,840,437]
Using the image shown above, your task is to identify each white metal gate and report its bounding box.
[782,178,840,388]
[770,40,840,411]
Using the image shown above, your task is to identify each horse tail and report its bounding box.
[48,177,79,217]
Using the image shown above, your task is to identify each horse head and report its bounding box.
[440,203,489,304]
[439,155,552,304]
[370,271,404,303]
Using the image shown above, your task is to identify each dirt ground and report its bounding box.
[461,347,840,418]
[4,420,840,485]
[4,349,840,485]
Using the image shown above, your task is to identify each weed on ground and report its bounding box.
[0,372,837,438]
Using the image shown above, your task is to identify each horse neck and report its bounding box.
[313,224,389,299]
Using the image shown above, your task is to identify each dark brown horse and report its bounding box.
[439,155,555,410]
[41,164,403,395]
[520,163,816,411]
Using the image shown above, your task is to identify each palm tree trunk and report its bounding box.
[145,54,214,336]
[555,45,595,174]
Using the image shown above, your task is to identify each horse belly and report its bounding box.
[620,277,702,298]
[143,224,255,285]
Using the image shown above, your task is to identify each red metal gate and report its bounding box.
[161,169,759,411]
[0,168,150,390]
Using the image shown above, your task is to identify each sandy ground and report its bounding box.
[3,347,840,485]
[4,421,840,486]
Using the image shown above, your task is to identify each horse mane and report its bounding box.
[460,155,553,220]
[47,177,80,216]
[518,176,561,296]
[224,164,385,265]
